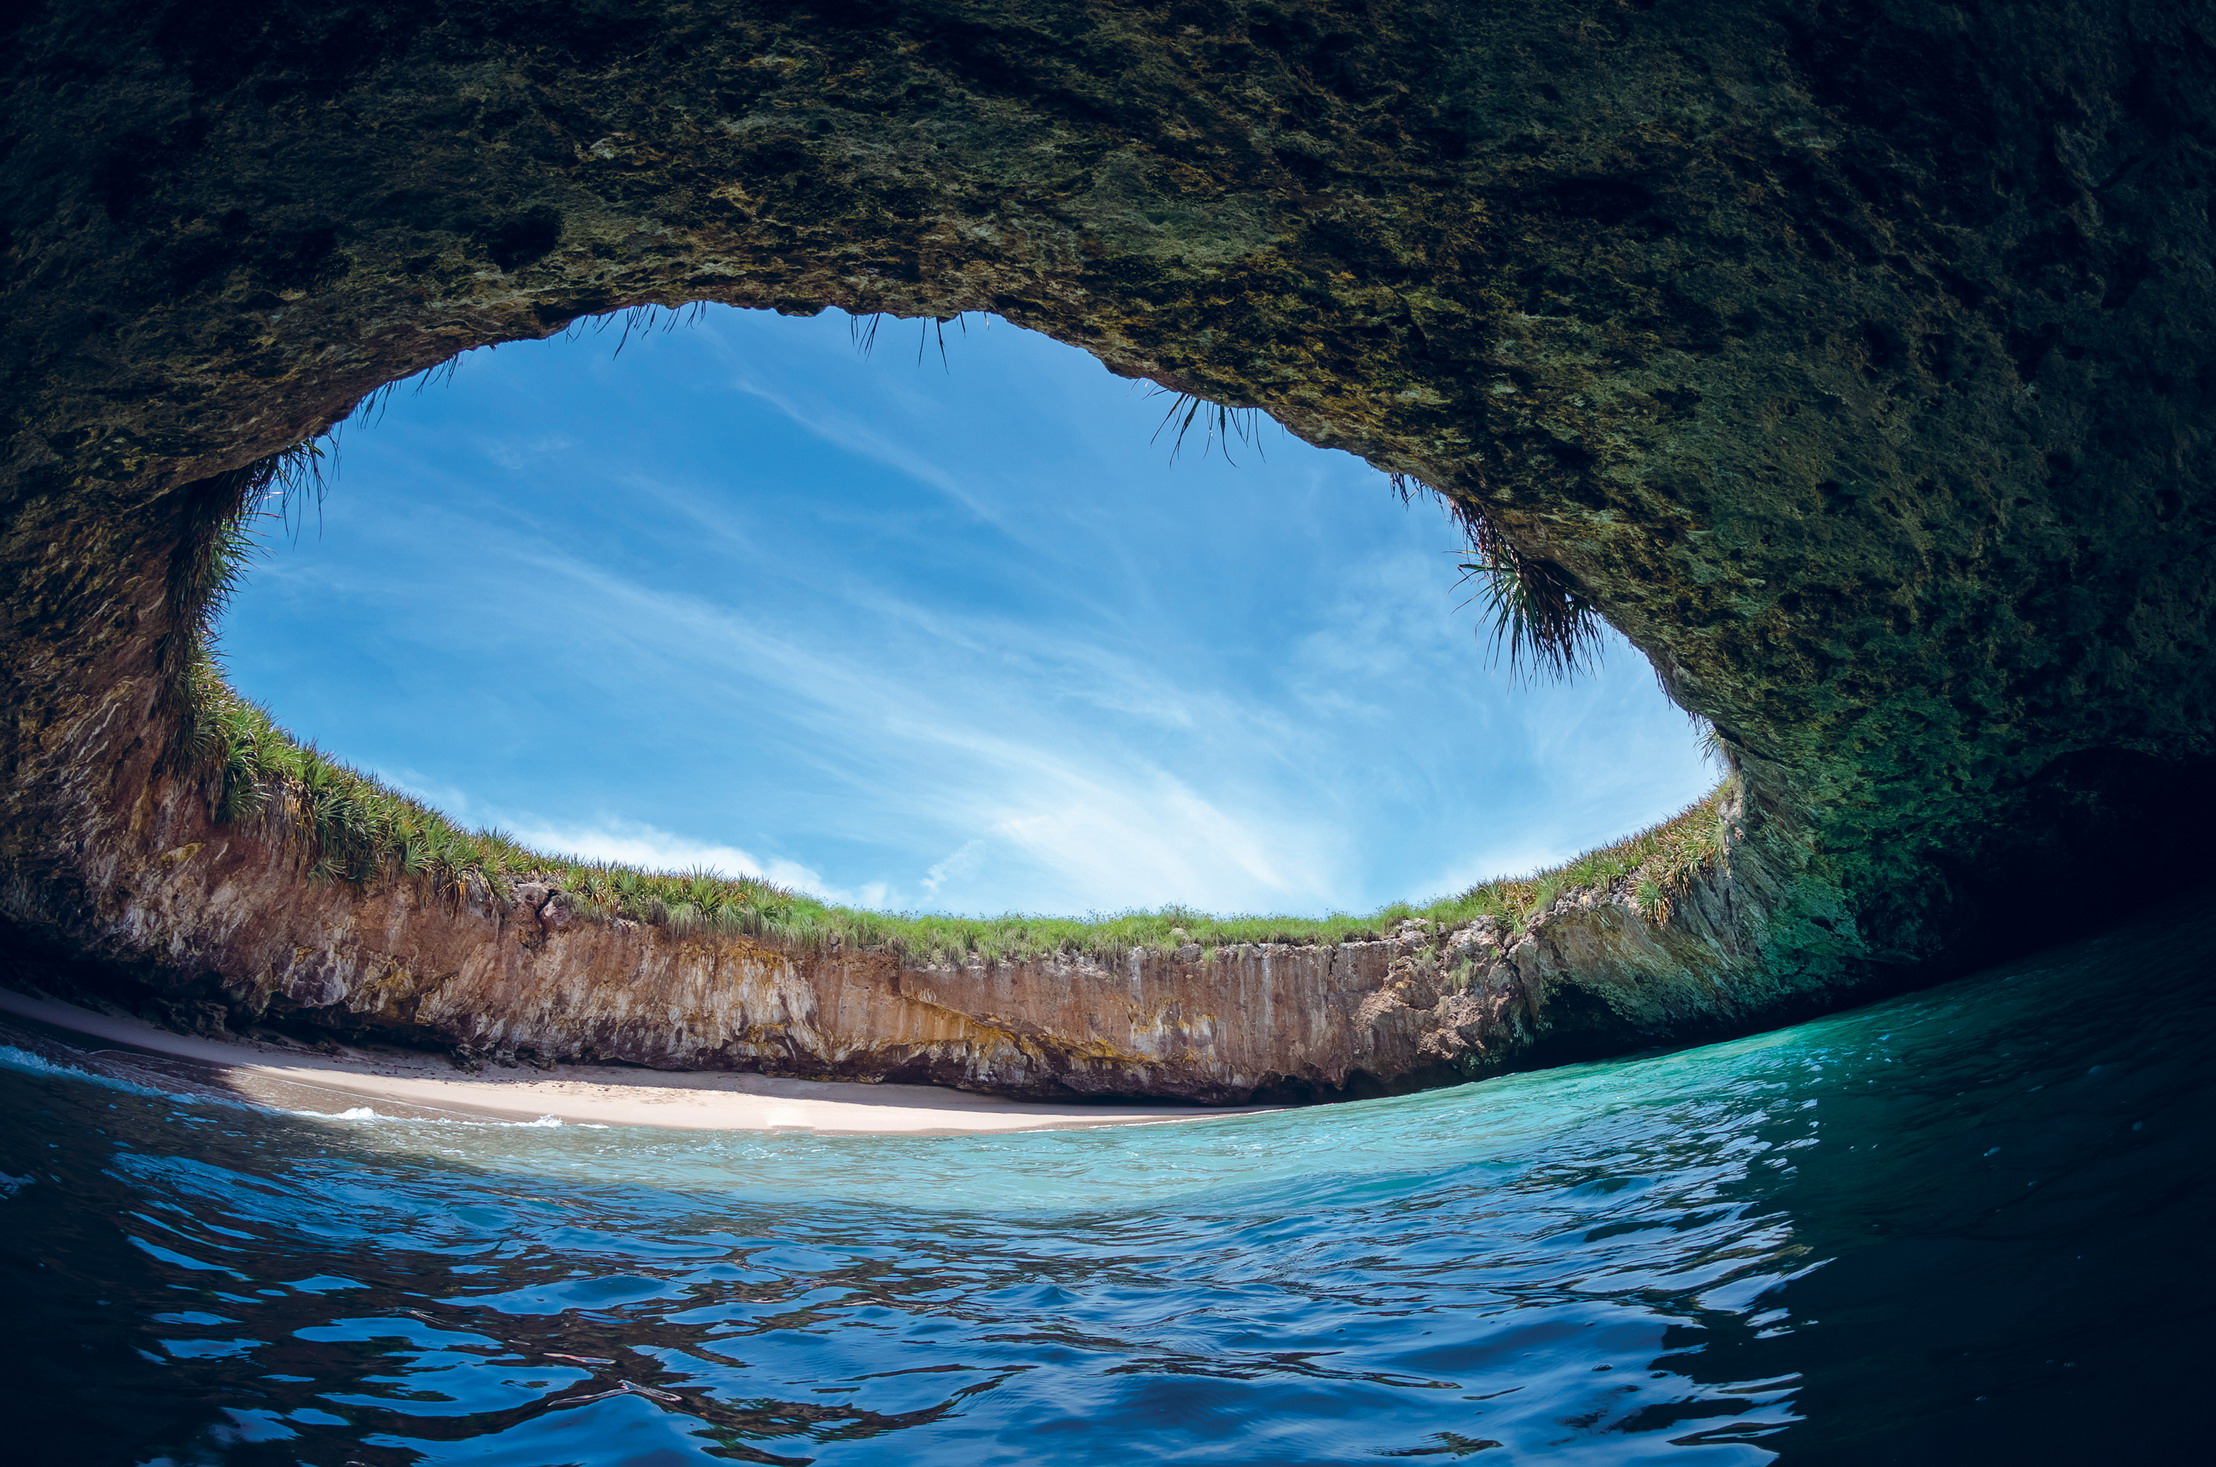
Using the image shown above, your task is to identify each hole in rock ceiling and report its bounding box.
[219,307,1715,918]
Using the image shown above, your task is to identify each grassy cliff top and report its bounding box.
[181,658,1733,964]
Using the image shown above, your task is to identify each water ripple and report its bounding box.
[5,895,2216,1462]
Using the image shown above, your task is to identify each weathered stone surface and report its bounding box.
[5,1,2215,1097]
[5,764,1804,1100]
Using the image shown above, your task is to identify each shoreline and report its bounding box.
[0,989,1278,1134]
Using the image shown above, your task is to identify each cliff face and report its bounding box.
[9,725,1824,1100]
[5,1,2215,1097]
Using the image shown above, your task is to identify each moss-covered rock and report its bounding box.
[5,1,2214,1095]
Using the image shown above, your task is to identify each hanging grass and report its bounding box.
[164,447,1731,964]
[1148,387,1269,464]
[1390,473,1606,681]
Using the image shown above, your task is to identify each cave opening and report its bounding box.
[8,1,2216,1455]
[207,302,1719,931]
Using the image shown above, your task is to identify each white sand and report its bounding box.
[0,989,1274,1134]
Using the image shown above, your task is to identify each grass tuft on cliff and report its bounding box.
[167,447,1733,965]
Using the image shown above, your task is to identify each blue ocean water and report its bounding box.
[2,895,2212,1465]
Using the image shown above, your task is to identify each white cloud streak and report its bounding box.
[227,307,1714,920]
[501,815,889,908]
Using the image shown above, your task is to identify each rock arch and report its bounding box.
[4,0,2214,1097]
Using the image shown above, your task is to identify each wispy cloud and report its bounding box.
[222,305,1714,920]
[472,539,1348,912]
[369,768,886,906]
[705,337,1025,539]
[500,815,889,908]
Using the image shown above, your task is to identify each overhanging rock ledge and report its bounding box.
[5,1,2215,1098]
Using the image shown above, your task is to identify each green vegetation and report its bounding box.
[181,670,1735,958]
[168,448,1732,964]
[1389,474,1606,681]
[1149,387,1270,465]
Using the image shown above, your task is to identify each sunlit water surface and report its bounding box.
[4,895,2213,1465]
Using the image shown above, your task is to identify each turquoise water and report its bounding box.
[3,897,2212,1465]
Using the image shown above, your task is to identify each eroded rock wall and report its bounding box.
[7,724,1836,1100]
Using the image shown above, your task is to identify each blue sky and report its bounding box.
[218,306,1714,918]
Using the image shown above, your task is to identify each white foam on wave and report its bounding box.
[0,1044,611,1131]
[297,1104,607,1130]
[0,1042,236,1108]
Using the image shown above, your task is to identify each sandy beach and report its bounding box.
[0,988,1274,1134]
